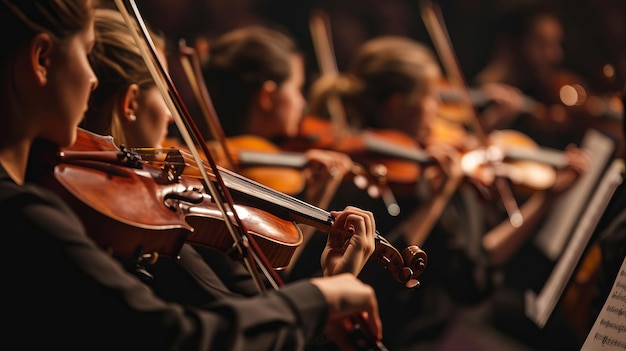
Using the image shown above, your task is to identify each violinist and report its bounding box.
[306,36,464,238]
[472,1,622,151]
[306,34,590,350]
[0,1,382,350]
[304,36,473,349]
[198,25,385,282]
[199,25,355,207]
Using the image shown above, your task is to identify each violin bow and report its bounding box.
[309,9,349,139]
[307,10,362,212]
[309,9,401,217]
[419,0,524,229]
[178,32,314,279]
[176,39,240,173]
[115,0,283,292]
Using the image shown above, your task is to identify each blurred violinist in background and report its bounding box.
[305,34,590,350]
[471,1,624,154]
[199,25,363,210]
[304,35,462,233]
[1,1,385,349]
[196,25,406,282]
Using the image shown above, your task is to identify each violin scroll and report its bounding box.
[401,245,428,288]
[372,236,427,289]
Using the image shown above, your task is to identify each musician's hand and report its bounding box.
[311,273,383,349]
[425,142,464,191]
[305,148,353,180]
[549,144,590,194]
[479,82,528,131]
[321,206,376,276]
[303,149,354,204]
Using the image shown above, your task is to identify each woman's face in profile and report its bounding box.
[522,14,564,77]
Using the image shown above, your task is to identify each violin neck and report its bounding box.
[363,133,434,164]
[217,166,334,225]
[439,87,539,117]
[237,150,308,169]
[504,145,570,169]
[216,166,391,242]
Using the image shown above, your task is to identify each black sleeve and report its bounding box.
[0,181,328,351]
[179,244,262,297]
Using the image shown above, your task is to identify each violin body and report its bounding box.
[28,131,191,259]
[183,202,302,270]
[205,135,308,196]
[30,128,303,268]
[460,129,567,194]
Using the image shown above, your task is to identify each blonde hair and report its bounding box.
[82,7,165,146]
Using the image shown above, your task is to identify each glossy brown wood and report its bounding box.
[29,129,191,259]
[33,128,304,268]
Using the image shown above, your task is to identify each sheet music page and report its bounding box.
[534,129,616,260]
[525,159,624,328]
[581,257,626,350]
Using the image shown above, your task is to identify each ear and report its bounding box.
[257,80,278,112]
[119,84,141,122]
[30,33,54,86]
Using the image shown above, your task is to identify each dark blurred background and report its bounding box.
[135,0,626,94]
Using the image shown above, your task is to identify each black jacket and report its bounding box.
[0,165,328,350]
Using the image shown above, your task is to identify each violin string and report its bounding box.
[133,148,395,244]
[309,9,349,137]
[133,148,333,223]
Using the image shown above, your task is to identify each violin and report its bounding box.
[280,116,438,192]
[28,128,301,268]
[213,135,384,204]
[460,129,570,192]
[531,69,624,155]
[434,80,580,198]
[539,70,623,123]
[289,111,567,200]
[139,143,427,287]
[166,131,389,217]
[439,68,624,153]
